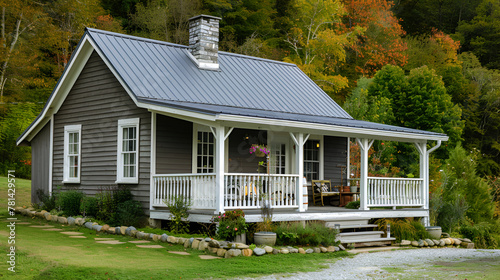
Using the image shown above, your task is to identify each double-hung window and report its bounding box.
[304,139,320,182]
[63,125,81,183]
[117,118,139,184]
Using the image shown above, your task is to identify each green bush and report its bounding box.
[345,200,360,209]
[114,200,144,226]
[80,196,98,217]
[275,221,338,246]
[96,190,115,222]
[35,189,57,212]
[376,218,430,242]
[213,209,248,241]
[459,219,499,249]
[165,196,191,234]
[57,190,85,216]
[113,186,133,205]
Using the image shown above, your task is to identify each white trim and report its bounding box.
[306,135,324,180]
[63,124,82,183]
[192,124,215,174]
[116,118,140,184]
[346,137,350,186]
[150,112,157,210]
[48,116,54,194]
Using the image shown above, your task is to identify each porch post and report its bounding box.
[214,125,226,214]
[357,138,373,211]
[414,142,427,210]
[290,132,305,212]
[149,112,157,211]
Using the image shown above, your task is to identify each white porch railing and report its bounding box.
[367,177,424,207]
[224,173,299,209]
[152,174,216,209]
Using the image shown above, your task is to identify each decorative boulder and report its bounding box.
[51,215,59,222]
[320,247,327,253]
[67,217,76,226]
[167,236,178,243]
[242,249,253,257]
[280,249,289,254]
[216,248,227,257]
[84,222,94,229]
[101,224,110,232]
[253,248,266,256]
[161,233,169,242]
[120,226,127,235]
[338,244,345,251]
[191,239,200,249]
[425,239,434,246]
[125,226,136,236]
[208,247,218,254]
[198,241,208,251]
[115,227,121,235]
[208,239,220,248]
[411,241,419,247]
[298,248,306,254]
[224,249,241,258]
[272,248,279,255]
[313,247,321,253]
[264,246,273,254]
[92,224,103,232]
[289,248,299,253]
[305,249,314,254]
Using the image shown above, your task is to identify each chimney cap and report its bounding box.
[188,14,222,22]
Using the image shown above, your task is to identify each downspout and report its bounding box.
[424,140,442,226]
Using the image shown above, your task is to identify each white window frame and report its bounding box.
[303,135,324,182]
[116,118,140,184]
[192,124,215,174]
[63,124,82,183]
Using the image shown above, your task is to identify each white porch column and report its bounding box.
[214,125,226,214]
[290,132,307,212]
[357,138,373,211]
[149,112,157,211]
[416,140,442,226]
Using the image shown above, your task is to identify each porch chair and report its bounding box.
[312,180,339,206]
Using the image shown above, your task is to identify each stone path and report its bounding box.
[136,245,164,248]
[42,228,63,231]
[129,240,151,243]
[17,222,31,225]
[199,255,221,260]
[168,251,190,256]
[96,240,126,244]
[60,231,85,235]
[29,225,54,228]
[95,238,116,241]
[69,236,87,239]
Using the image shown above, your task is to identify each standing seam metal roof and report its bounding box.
[87,28,352,120]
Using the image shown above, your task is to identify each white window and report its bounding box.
[271,143,287,174]
[117,118,139,184]
[196,129,215,173]
[304,139,320,182]
[63,125,82,183]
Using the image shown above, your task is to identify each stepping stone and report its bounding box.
[95,240,126,244]
[30,225,54,228]
[60,232,85,235]
[128,240,151,243]
[199,255,221,260]
[94,238,116,241]
[69,236,87,239]
[136,245,164,249]
[168,251,190,256]
[43,228,63,231]
[17,222,31,225]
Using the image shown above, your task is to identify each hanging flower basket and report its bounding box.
[249,144,269,158]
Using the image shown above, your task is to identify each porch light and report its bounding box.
[316,143,320,148]
[387,224,391,238]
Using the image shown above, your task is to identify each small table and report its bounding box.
[339,191,360,207]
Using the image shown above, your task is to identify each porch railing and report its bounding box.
[224,173,299,209]
[367,177,424,207]
[152,174,216,209]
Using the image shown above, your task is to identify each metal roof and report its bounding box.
[87,28,352,120]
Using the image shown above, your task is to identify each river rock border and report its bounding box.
[14,207,345,258]
[397,235,475,249]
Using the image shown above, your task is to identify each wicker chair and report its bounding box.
[312,180,340,206]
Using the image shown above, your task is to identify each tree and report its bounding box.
[283,0,362,99]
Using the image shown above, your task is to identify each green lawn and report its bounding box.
[0,175,31,215]
[0,177,350,279]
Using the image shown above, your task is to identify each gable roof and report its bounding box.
[17,28,448,145]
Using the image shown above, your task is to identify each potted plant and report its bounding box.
[213,209,248,243]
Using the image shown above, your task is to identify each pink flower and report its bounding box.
[235,228,238,231]
[227,226,229,229]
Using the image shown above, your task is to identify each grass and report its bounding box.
[0,176,32,216]
[0,177,350,279]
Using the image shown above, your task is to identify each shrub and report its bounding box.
[459,219,499,249]
[96,189,115,222]
[275,221,338,246]
[80,196,99,217]
[213,209,248,241]
[437,197,468,233]
[36,189,57,212]
[113,186,133,205]
[165,196,191,234]
[345,200,360,209]
[114,200,144,226]
[57,190,85,216]
[375,218,430,242]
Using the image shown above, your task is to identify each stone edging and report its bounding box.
[14,207,346,258]
[397,237,475,249]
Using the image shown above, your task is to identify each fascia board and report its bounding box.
[216,114,449,143]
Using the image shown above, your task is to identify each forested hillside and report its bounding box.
[1,1,498,186]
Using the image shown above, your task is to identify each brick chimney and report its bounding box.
[188,15,221,70]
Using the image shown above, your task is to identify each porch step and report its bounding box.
[342,237,396,248]
[337,231,385,242]
[324,218,370,227]
[339,224,378,230]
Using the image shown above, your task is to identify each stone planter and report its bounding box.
[254,232,276,246]
[350,186,358,193]
[234,233,246,244]
[426,226,442,239]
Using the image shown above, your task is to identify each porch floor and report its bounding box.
[150,206,428,223]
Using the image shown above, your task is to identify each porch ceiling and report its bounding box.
[145,99,448,143]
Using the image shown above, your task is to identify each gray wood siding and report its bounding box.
[324,136,348,186]
[228,129,267,173]
[155,114,192,174]
[52,51,151,212]
[31,122,50,203]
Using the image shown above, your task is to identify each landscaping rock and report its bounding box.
[198,241,208,251]
[184,239,191,248]
[411,241,419,247]
[45,214,52,221]
[160,233,168,242]
[192,239,200,249]
[232,243,249,249]
[425,239,435,246]
[433,239,440,245]
[439,240,446,246]
[101,224,110,232]
[442,232,450,238]
[313,247,321,253]
[216,248,227,257]
[298,248,306,254]
[136,231,147,239]
[453,238,461,245]
[130,230,138,237]
[460,238,472,243]
[208,239,220,248]
[443,238,451,245]
[74,218,84,225]
[242,249,253,257]
[306,249,314,254]
[84,222,93,229]
[272,248,279,255]
[334,246,340,252]
[44,212,51,219]
[400,240,411,246]
[225,249,241,258]
[280,249,289,254]
[205,238,212,242]
[448,238,455,245]
[119,226,127,235]
[67,217,76,226]
[320,247,327,253]
[176,237,185,244]
[167,236,178,243]
[264,246,273,254]
[114,227,121,235]
[253,248,266,256]
[188,237,194,246]
[125,226,136,236]
[92,225,103,232]
[51,215,58,222]
[40,210,47,216]
[467,243,475,249]
[338,244,345,251]
[423,240,428,246]
[57,216,67,224]
[289,248,299,253]
[208,247,218,254]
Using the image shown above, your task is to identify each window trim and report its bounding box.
[192,124,215,174]
[303,135,324,182]
[116,118,140,184]
[63,124,82,183]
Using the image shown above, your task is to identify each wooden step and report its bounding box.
[337,231,384,242]
[340,237,396,248]
[339,224,378,230]
[324,218,370,227]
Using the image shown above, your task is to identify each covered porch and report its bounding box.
[148,111,446,226]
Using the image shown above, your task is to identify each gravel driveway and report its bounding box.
[253,248,500,279]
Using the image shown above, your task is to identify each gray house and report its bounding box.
[18,15,447,226]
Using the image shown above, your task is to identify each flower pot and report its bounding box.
[425,226,442,239]
[254,231,276,246]
[350,186,358,193]
[234,233,246,244]
[342,186,350,192]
